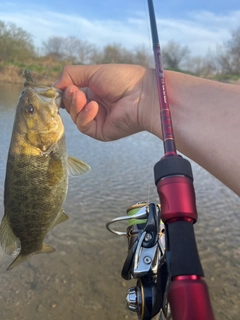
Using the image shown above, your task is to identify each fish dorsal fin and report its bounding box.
[24,69,35,84]
[49,209,69,232]
[67,156,91,176]
[0,216,21,256]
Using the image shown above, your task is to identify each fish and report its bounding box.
[0,70,90,270]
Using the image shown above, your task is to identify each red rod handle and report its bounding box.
[169,276,215,320]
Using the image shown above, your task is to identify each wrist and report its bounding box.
[139,68,162,139]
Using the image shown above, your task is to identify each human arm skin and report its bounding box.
[163,71,240,197]
[55,64,240,196]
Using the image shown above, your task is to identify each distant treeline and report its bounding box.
[0,20,240,84]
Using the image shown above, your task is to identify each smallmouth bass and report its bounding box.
[0,70,90,270]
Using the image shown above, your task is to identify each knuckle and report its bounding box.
[60,65,69,76]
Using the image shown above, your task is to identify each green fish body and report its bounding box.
[0,70,90,270]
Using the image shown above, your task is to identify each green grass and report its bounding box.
[0,60,69,84]
[210,73,240,83]
[1,60,240,85]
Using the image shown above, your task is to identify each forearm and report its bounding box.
[144,70,240,196]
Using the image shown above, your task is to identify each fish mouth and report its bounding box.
[24,84,63,106]
[39,126,62,134]
[23,69,63,100]
[26,123,62,134]
[22,88,63,112]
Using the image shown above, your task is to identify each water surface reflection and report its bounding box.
[0,83,239,320]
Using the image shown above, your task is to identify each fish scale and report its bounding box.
[3,139,68,260]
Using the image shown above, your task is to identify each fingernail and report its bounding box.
[85,102,93,112]
[64,87,73,100]
[71,91,77,106]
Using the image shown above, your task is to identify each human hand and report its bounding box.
[55,64,240,195]
[54,64,159,141]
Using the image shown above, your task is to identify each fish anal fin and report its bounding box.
[40,244,55,254]
[67,156,91,176]
[0,216,21,256]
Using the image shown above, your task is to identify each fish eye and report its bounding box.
[26,104,35,114]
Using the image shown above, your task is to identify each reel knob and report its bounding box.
[126,287,138,312]
[126,280,155,320]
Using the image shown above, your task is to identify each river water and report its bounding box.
[0,82,239,320]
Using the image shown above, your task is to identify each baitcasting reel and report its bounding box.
[106,202,171,320]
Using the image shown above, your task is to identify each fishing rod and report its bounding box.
[148,0,215,319]
[148,0,176,156]
[107,1,216,319]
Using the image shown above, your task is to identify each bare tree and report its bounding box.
[0,21,35,62]
[132,45,153,67]
[76,40,96,64]
[42,36,96,64]
[215,46,233,74]
[60,37,95,64]
[90,43,154,66]
[162,41,190,70]
[42,36,64,61]
[186,53,217,77]
[215,26,240,74]
[91,43,134,64]
[226,26,240,73]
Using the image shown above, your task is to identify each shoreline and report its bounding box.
[1,64,240,86]
[0,63,65,86]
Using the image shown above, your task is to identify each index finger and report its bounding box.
[54,65,103,90]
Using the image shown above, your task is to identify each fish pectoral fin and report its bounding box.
[49,209,69,231]
[0,216,21,256]
[7,244,55,270]
[67,156,91,176]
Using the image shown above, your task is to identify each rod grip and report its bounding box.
[167,221,203,278]
[168,277,215,320]
[154,156,193,186]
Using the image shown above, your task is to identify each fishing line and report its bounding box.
[143,0,158,203]
[143,0,155,68]
[27,70,55,82]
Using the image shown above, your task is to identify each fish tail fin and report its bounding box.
[7,244,55,271]
[7,253,29,270]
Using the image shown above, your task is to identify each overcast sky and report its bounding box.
[1,0,240,57]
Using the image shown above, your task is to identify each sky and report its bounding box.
[0,0,240,57]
